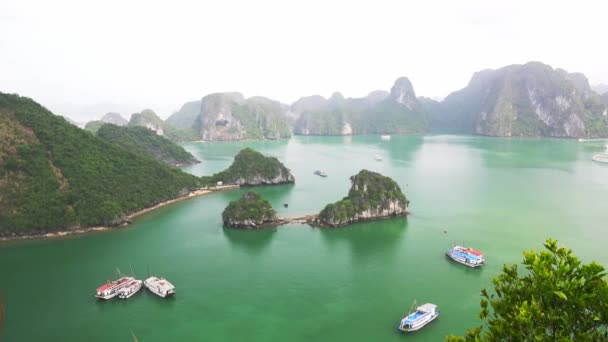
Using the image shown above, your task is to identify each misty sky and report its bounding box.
[1,0,607,121]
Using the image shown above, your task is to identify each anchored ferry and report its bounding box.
[398,302,439,332]
[144,276,176,298]
[118,278,143,299]
[592,145,608,163]
[446,245,485,267]
[95,277,133,300]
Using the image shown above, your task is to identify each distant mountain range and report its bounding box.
[81,61,608,140]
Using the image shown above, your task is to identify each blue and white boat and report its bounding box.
[398,302,439,332]
[446,245,485,267]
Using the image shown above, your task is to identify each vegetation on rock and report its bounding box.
[293,77,428,135]
[431,62,608,138]
[128,109,198,142]
[447,239,608,341]
[0,93,201,235]
[100,112,128,126]
[96,124,199,167]
[84,120,105,134]
[222,191,277,228]
[318,170,408,227]
[202,148,294,186]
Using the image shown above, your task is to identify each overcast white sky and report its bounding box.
[1,0,607,121]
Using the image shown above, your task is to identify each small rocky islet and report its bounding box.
[222,169,409,229]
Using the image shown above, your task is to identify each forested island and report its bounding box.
[202,148,295,186]
[222,170,408,229]
[222,192,278,228]
[316,170,409,227]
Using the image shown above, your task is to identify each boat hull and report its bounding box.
[446,251,484,268]
[144,278,176,298]
[119,280,143,299]
[398,312,439,332]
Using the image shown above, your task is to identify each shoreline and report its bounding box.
[0,184,240,242]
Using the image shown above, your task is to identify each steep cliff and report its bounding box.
[166,100,201,130]
[203,148,295,186]
[317,170,408,227]
[222,192,277,228]
[128,109,198,142]
[293,77,428,135]
[195,93,291,141]
[433,62,608,138]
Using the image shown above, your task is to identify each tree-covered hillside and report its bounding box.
[96,124,199,167]
[0,93,201,235]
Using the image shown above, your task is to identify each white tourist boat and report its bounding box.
[592,145,608,163]
[446,245,485,267]
[118,278,143,299]
[95,277,133,300]
[381,135,391,140]
[374,154,383,161]
[398,301,439,332]
[144,276,176,298]
[314,170,328,177]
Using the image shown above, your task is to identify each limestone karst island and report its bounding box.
[3,2,608,340]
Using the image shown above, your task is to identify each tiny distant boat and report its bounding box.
[446,245,485,267]
[95,277,133,300]
[118,278,143,299]
[313,170,328,177]
[144,276,176,298]
[381,135,391,140]
[592,145,608,163]
[374,154,383,161]
[398,301,439,332]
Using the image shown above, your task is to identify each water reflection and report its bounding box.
[319,218,407,263]
[222,227,277,256]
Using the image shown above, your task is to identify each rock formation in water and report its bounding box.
[100,112,128,126]
[317,170,409,227]
[128,109,166,136]
[203,148,295,186]
[96,124,199,167]
[222,191,278,228]
[169,93,291,141]
[0,93,201,236]
[293,77,428,135]
[429,62,608,138]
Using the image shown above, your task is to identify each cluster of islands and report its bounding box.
[2,60,608,238]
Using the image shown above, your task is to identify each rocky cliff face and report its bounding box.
[317,170,408,227]
[222,192,278,228]
[100,112,128,126]
[180,93,291,141]
[433,62,608,138]
[166,101,201,130]
[203,148,295,186]
[128,109,166,136]
[293,77,428,135]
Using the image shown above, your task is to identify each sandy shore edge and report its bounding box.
[0,185,239,242]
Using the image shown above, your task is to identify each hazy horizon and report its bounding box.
[1,0,607,122]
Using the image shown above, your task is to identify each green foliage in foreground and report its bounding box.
[0,93,201,234]
[201,148,293,186]
[446,239,608,342]
[96,124,199,167]
[319,170,408,225]
[221,191,277,227]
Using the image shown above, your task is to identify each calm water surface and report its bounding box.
[1,135,608,341]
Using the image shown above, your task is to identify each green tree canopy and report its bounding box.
[447,239,608,341]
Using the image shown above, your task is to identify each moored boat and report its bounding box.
[313,170,328,177]
[118,278,143,299]
[446,245,485,267]
[381,135,391,140]
[592,145,608,163]
[374,154,383,161]
[95,277,133,300]
[144,276,175,298]
[398,302,439,332]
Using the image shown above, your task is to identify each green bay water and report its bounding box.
[1,135,608,341]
